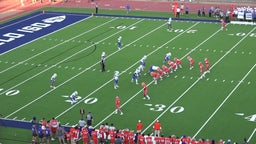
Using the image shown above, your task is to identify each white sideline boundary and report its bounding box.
[248,128,256,142]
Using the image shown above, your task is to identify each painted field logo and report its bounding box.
[42,15,66,23]
[0,15,66,46]
[0,12,88,54]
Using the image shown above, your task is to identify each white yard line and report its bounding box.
[55,21,184,119]
[142,26,256,134]
[0,19,143,96]
[192,64,256,139]
[0,17,116,72]
[4,19,148,118]
[248,128,256,142]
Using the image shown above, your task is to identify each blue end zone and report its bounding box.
[0,12,90,55]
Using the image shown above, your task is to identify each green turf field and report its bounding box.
[0,9,255,144]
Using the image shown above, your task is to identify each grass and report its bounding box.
[0,7,255,144]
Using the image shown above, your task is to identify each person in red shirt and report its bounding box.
[99,124,106,143]
[81,127,89,144]
[145,134,153,144]
[108,129,115,144]
[153,120,161,136]
[167,61,177,73]
[138,133,145,144]
[128,130,135,144]
[159,135,165,144]
[115,96,123,115]
[136,120,143,133]
[154,135,160,143]
[141,82,150,100]
[50,117,58,141]
[221,19,227,31]
[162,65,170,77]
[174,57,182,69]
[123,129,129,144]
[187,56,195,70]
[91,129,98,144]
[204,58,210,73]
[65,130,71,144]
[157,68,164,80]
[150,71,160,84]
[198,62,205,79]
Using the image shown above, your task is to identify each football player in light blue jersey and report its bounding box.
[69,91,78,105]
[117,36,122,50]
[140,55,147,71]
[50,73,57,88]
[131,69,140,85]
[163,52,172,63]
[113,71,119,89]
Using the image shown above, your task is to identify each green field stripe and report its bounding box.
[54,21,170,119]
[56,23,199,120]
[141,26,256,134]
[3,19,145,118]
[0,17,117,74]
[192,64,256,139]
[0,19,144,96]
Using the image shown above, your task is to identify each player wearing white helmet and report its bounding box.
[117,36,122,50]
[167,18,172,31]
[69,91,78,105]
[163,52,172,63]
[113,71,119,89]
[50,73,57,88]
[140,55,147,71]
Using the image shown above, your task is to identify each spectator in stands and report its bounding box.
[126,4,131,14]
[253,10,256,24]
[95,3,99,14]
[198,9,201,17]
[185,7,189,15]
[209,8,213,17]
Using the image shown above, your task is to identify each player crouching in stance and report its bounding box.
[174,57,182,68]
[69,91,78,105]
[115,96,123,115]
[142,82,150,100]
[163,52,172,63]
[187,55,195,70]
[50,73,57,88]
[167,60,177,73]
[198,62,205,79]
[113,71,119,89]
[140,55,147,71]
[162,65,170,77]
[131,68,140,85]
[150,71,160,84]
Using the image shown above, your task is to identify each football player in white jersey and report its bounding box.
[140,55,147,71]
[117,36,122,50]
[69,91,78,105]
[113,71,119,89]
[163,52,172,63]
[50,73,57,88]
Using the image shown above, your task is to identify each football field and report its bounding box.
[0,11,255,143]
